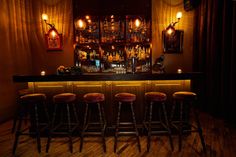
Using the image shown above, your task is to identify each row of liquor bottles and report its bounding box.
[74,44,151,73]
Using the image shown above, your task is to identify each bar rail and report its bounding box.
[13,72,203,82]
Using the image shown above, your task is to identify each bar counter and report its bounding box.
[13,72,203,126]
[13,72,203,82]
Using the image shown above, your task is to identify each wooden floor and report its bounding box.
[1,112,236,157]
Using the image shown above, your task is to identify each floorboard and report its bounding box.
[0,112,236,157]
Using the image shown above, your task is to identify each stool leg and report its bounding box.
[142,102,149,135]
[114,102,121,152]
[147,102,153,152]
[72,103,79,124]
[34,104,41,153]
[101,105,107,128]
[98,103,106,152]
[80,103,88,152]
[12,111,23,154]
[194,108,207,153]
[66,104,73,153]
[162,102,174,151]
[179,101,183,151]
[170,101,176,123]
[130,102,141,152]
[46,103,58,153]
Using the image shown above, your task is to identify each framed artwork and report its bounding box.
[45,27,62,51]
[162,30,184,53]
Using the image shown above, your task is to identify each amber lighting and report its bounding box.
[165,11,182,36]
[42,14,48,21]
[75,19,86,30]
[134,18,141,28]
[42,13,62,50]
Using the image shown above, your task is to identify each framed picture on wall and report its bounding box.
[45,27,63,51]
[162,30,184,53]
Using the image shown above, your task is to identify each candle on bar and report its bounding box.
[41,71,46,76]
[177,68,182,73]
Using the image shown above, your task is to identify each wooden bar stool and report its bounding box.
[114,92,141,152]
[12,89,31,133]
[80,93,106,152]
[12,93,49,154]
[143,92,174,152]
[46,93,79,153]
[170,91,206,153]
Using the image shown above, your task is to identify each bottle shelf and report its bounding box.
[74,15,151,73]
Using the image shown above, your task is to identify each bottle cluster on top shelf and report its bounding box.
[74,15,151,73]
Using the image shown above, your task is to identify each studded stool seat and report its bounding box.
[173,91,197,100]
[80,93,106,152]
[20,93,46,103]
[115,92,136,102]
[13,93,49,154]
[170,91,206,153]
[114,92,141,152]
[46,93,79,153]
[143,92,173,152]
[53,93,76,103]
[145,92,167,102]
[84,93,105,103]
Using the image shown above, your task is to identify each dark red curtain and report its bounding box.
[193,0,236,124]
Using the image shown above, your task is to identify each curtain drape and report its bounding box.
[193,0,236,125]
[0,0,73,123]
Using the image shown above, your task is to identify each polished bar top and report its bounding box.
[13,72,203,82]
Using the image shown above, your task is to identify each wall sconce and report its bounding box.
[42,13,62,51]
[165,12,182,36]
[162,11,184,53]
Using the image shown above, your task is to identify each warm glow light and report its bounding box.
[75,19,86,29]
[177,69,182,73]
[42,13,48,21]
[166,25,175,35]
[87,19,91,23]
[51,30,56,38]
[176,12,182,19]
[78,19,84,28]
[40,71,46,76]
[85,15,90,20]
[111,15,114,19]
[135,18,141,28]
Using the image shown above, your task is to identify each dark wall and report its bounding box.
[74,0,151,16]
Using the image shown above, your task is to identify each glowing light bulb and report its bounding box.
[75,19,86,29]
[85,15,90,20]
[176,12,182,19]
[42,13,48,21]
[51,30,56,38]
[41,71,46,76]
[135,18,141,28]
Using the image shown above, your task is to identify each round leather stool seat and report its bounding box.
[115,93,136,102]
[145,92,167,102]
[53,93,76,103]
[18,89,31,96]
[83,93,105,103]
[20,93,46,103]
[173,91,197,100]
